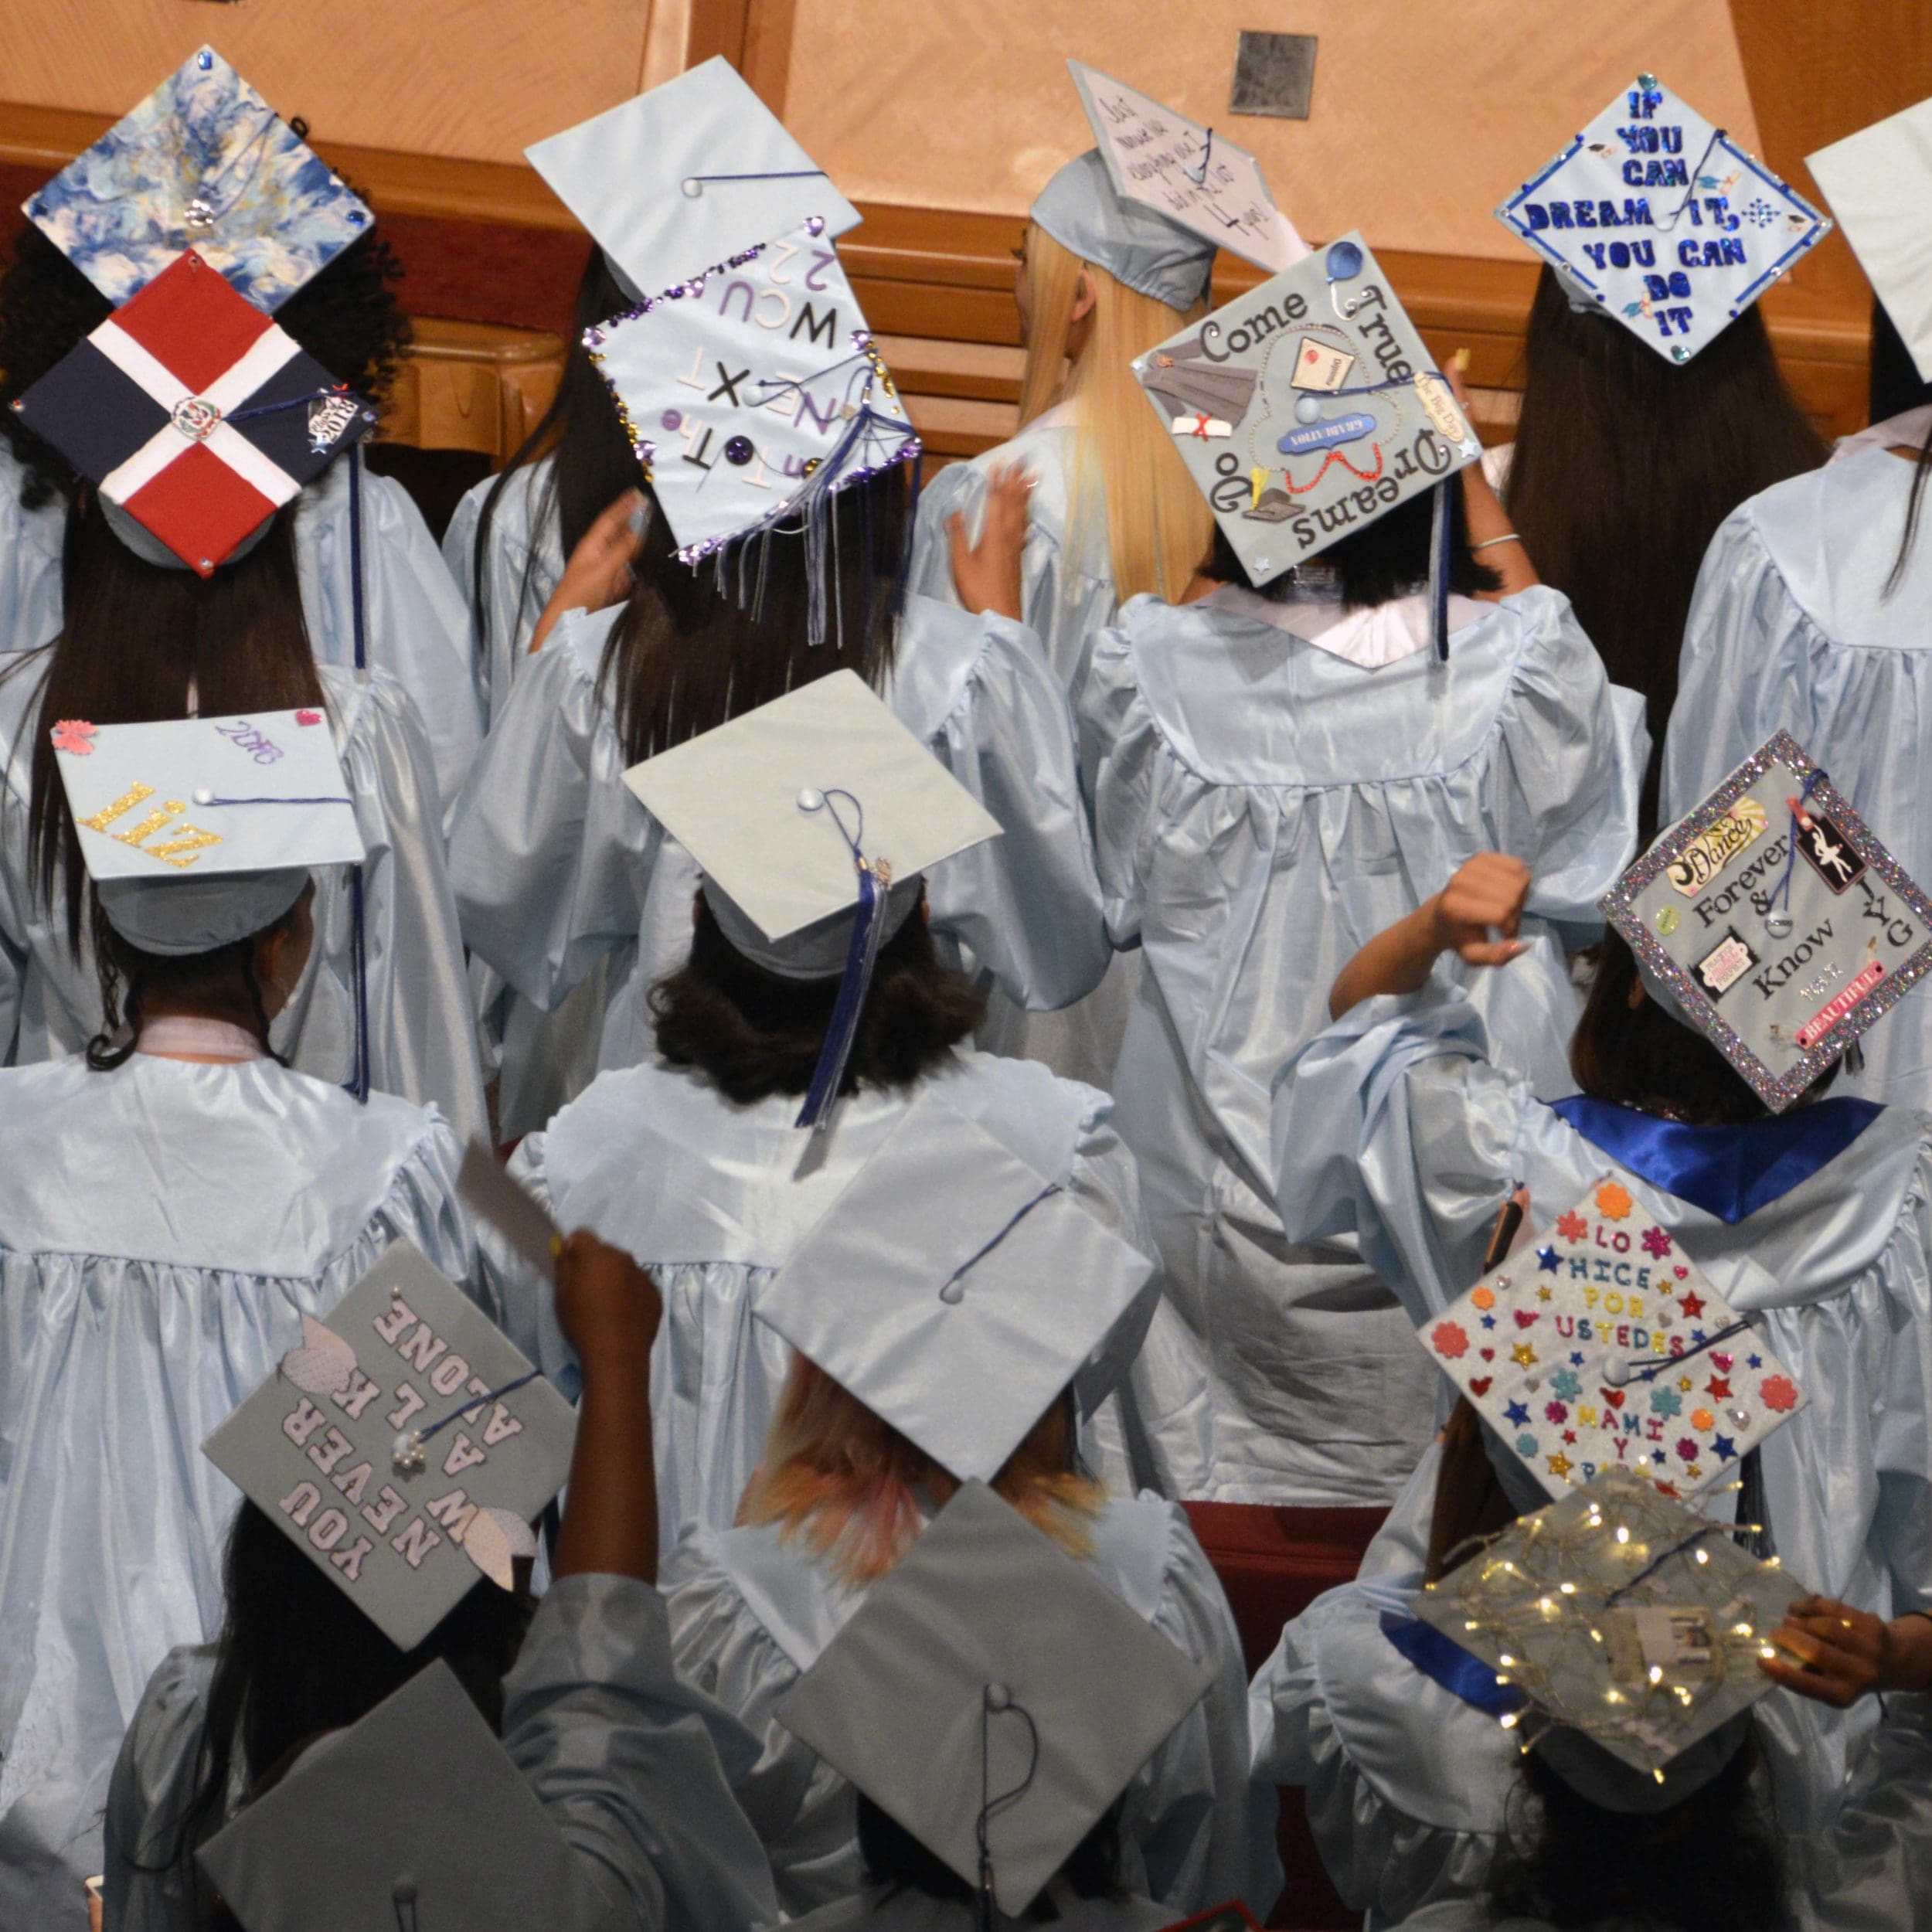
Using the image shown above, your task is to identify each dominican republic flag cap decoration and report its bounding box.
[11,247,373,574]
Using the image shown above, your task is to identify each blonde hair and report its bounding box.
[1016,222,1213,606]
[736,1356,1104,1584]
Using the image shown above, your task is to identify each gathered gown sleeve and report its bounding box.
[1073,607,1169,952]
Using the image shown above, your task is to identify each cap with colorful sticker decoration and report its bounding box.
[1601,731,1932,1111]
[1494,73,1830,364]
[1422,1179,1806,1505]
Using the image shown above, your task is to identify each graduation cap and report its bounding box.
[774,1481,1213,1917]
[1601,731,1932,1111]
[1065,60,1306,278]
[1423,1180,1808,1506]
[203,1244,577,1650]
[196,1659,596,1932]
[25,45,373,312]
[1495,73,1829,365]
[623,668,999,1128]
[10,247,375,574]
[754,1088,1156,1476]
[1412,1467,1807,1809]
[1807,94,1932,385]
[525,56,861,302]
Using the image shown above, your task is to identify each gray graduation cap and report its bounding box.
[1601,731,1932,1111]
[197,1659,598,1931]
[774,1481,1213,1917]
[203,1245,577,1651]
[754,1087,1156,1477]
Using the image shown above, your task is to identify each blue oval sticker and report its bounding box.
[1277,411,1377,456]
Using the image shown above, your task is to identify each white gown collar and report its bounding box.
[1829,403,1932,465]
[1204,583,1487,668]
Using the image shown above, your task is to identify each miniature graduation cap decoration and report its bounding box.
[1495,73,1829,365]
[11,247,374,573]
[50,707,362,953]
[1423,1179,1807,1505]
[26,46,373,312]
[526,56,861,302]
[775,1481,1213,1919]
[1807,94,1932,384]
[204,1244,577,1650]
[1066,60,1306,277]
[1601,731,1932,1111]
[1134,232,1478,653]
[624,668,1000,1129]
[1412,1467,1807,1809]
[197,1660,594,1932]
[756,1088,1156,1475]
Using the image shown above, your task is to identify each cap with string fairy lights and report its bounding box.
[1807,94,1932,385]
[1065,60,1305,279]
[203,1243,577,1650]
[775,1481,1213,1920]
[1494,73,1829,365]
[1600,730,1932,1111]
[25,45,372,312]
[526,55,861,303]
[1406,1466,1807,1812]
[755,1087,1158,1477]
[1133,231,1479,655]
[622,668,1000,1130]
[10,247,374,573]
[49,707,363,954]
[196,1658,596,1932]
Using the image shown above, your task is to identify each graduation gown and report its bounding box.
[0,442,483,820]
[101,1573,779,1932]
[778,1887,1173,1932]
[1077,585,1646,1505]
[1662,440,1932,1108]
[0,1054,480,1932]
[0,658,488,1146]
[481,1048,1166,1560]
[665,1494,1280,1920]
[447,594,1109,1098]
[1263,979,1932,1918]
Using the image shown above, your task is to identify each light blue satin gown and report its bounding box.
[0,1055,479,1932]
[101,1572,779,1932]
[1259,978,1932,1926]
[665,1490,1280,1922]
[1662,442,1932,1109]
[1077,584,1647,1505]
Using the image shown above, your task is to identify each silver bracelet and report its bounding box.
[1471,532,1525,553]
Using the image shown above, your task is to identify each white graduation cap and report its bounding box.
[755,1088,1156,1477]
[1066,60,1306,277]
[196,1659,597,1931]
[774,1481,1213,1917]
[202,1245,577,1651]
[1495,73,1830,364]
[49,708,363,954]
[1807,95,1932,384]
[525,56,861,302]
[1600,731,1932,1111]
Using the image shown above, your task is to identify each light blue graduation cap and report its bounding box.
[25,46,373,312]
[1495,73,1830,364]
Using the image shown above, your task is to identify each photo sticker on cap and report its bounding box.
[1135,232,1479,587]
[1603,733,1932,1110]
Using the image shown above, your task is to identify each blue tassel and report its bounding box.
[1429,477,1453,662]
[795,862,886,1131]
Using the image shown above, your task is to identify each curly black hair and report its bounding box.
[0,196,409,509]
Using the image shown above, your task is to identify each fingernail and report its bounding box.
[549,1233,564,1257]
[627,503,648,536]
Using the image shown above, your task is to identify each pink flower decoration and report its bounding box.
[1543,1400,1568,1424]
[1759,1375,1799,1413]
[50,719,95,756]
[1641,1226,1672,1258]
[295,709,322,726]
[1430,1321,1469,1360]
[1675,1436,1700,1462]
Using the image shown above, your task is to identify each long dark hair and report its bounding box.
[1509,266,1828,834]
[651,893,982,1103]
[1870,298,1932,597]
[466,246,642,655]
[156,1501,532,1917]
[1487,1726,1788,1931]
[855,1793,1127,1914]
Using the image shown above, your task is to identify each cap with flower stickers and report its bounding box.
[1601,731,1932,1111]
[1495,73,1829,364]
[1423,1179,1807,1505]
[26,45,372,311]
